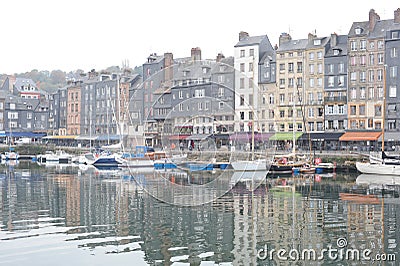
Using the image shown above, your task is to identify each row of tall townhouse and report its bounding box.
[236,8,400,136]
[0,8,399,144]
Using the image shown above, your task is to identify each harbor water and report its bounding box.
[0,161,399,265]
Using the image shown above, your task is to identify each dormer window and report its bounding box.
[333,49,340,56]
[355,27,363,35]
[314,39,321,45]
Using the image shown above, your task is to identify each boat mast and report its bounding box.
[381,65,387,153]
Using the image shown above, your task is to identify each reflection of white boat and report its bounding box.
[37,150,72,164]
[356,174,400,186]
[356,161,400,176]
[230,170,267,184]
[231,159,267,171]
[1,151,19,161]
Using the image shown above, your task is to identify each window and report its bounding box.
[279,110,285,118]
[368,87,374,99]
[360,87,366,99]
[369,54,375,65]
[350,72,357,81]
[179,103,183,111]
[338,76,345,86]
[392,31,399,39]
[360,55,366,65]
[240,50,245,57]
[194,89,204,98]
[390,66,398,78]
[279,79,285,87]
[240,112,244,120]
[378,40,384,49]
[248,94,253,106]
[297,62,303,72]
[240,78,245,88]
[288,78,294,88]
[377,69,383,81]
[378,87,384,98]
[359,105,365,115]
[317,63,322,74]
[338,63,345,73]
[360,40,367,50]
[308,108,314,118]
[375,105,382,116]
[309,52,315,60]
[338,105,345,114]
[328,76,334,87]
[391,47,398,58]
[317,51,322,58]
[314,39,321,46]
[328,64,334,73]
[309,78,314,88]
[369,70,374,82]
[350,41,357,51]
[350,56,357,66]
[350,105,356,115]
[249,78,253,88]
[249,62,253,72]
[327,105,334,114]
[378,53,384,64]
[240,95,245,106]
[297,51,303,56]
[240,63,245,72]
[360,71,366,82]
[249,49,254,57]
[218,87,224,97]
[350,88,357,99]
[297,77,303,87]
[279,94,285,104]
[269,94,274,104]
[317,78,322,87]
[389,86,397,98]
[333,49,340,56]
[369,41,375,50]
[309,64,314,74]
[279,63,285,71]
[388,104,397,113]
[388,120,397,130]
[288,63,294,72]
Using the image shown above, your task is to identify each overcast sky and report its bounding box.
[1,0,399,74]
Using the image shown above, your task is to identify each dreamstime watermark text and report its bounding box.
[257,238,396,262]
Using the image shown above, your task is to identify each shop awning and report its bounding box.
[298,132,344,142]
[43,135,78,139]
[6,132,46,138]
[339,131,381,141]
[187,134,210,140]
[76,136,98,140]
[378,131,400,142]
[229,132,274,142]
[97,135,121,141]
[169,135,189,140]
[270,132,303,141]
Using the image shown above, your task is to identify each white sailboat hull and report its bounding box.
[231,159,267,171]
[356,162,400,175]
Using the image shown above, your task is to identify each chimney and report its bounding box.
[279,32,292,46]
[164,52,174,86]
[369,9,380,32]
[395,8,400,23]
[191,47,201,61]
[308,32,316,42]
[216,53,225,62]
[239,31,249,41]
[330,33,338,47]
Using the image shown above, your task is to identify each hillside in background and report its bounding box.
[0,65,142,93]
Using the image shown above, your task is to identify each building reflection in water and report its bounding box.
[0,162,399,265]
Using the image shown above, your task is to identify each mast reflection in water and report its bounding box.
[0,162,399,265]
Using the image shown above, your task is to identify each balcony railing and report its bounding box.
[324,96,347,103]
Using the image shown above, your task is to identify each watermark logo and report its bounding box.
[257,237,396,262]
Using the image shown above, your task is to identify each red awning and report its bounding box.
[168,135,189,140]
[339,131,381,141]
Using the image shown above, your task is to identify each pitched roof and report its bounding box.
[276,39,308,52]
[234,35,267,47]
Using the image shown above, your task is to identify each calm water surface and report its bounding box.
[0,161,399,265]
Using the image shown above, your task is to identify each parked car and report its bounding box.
[15,138,32,145]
